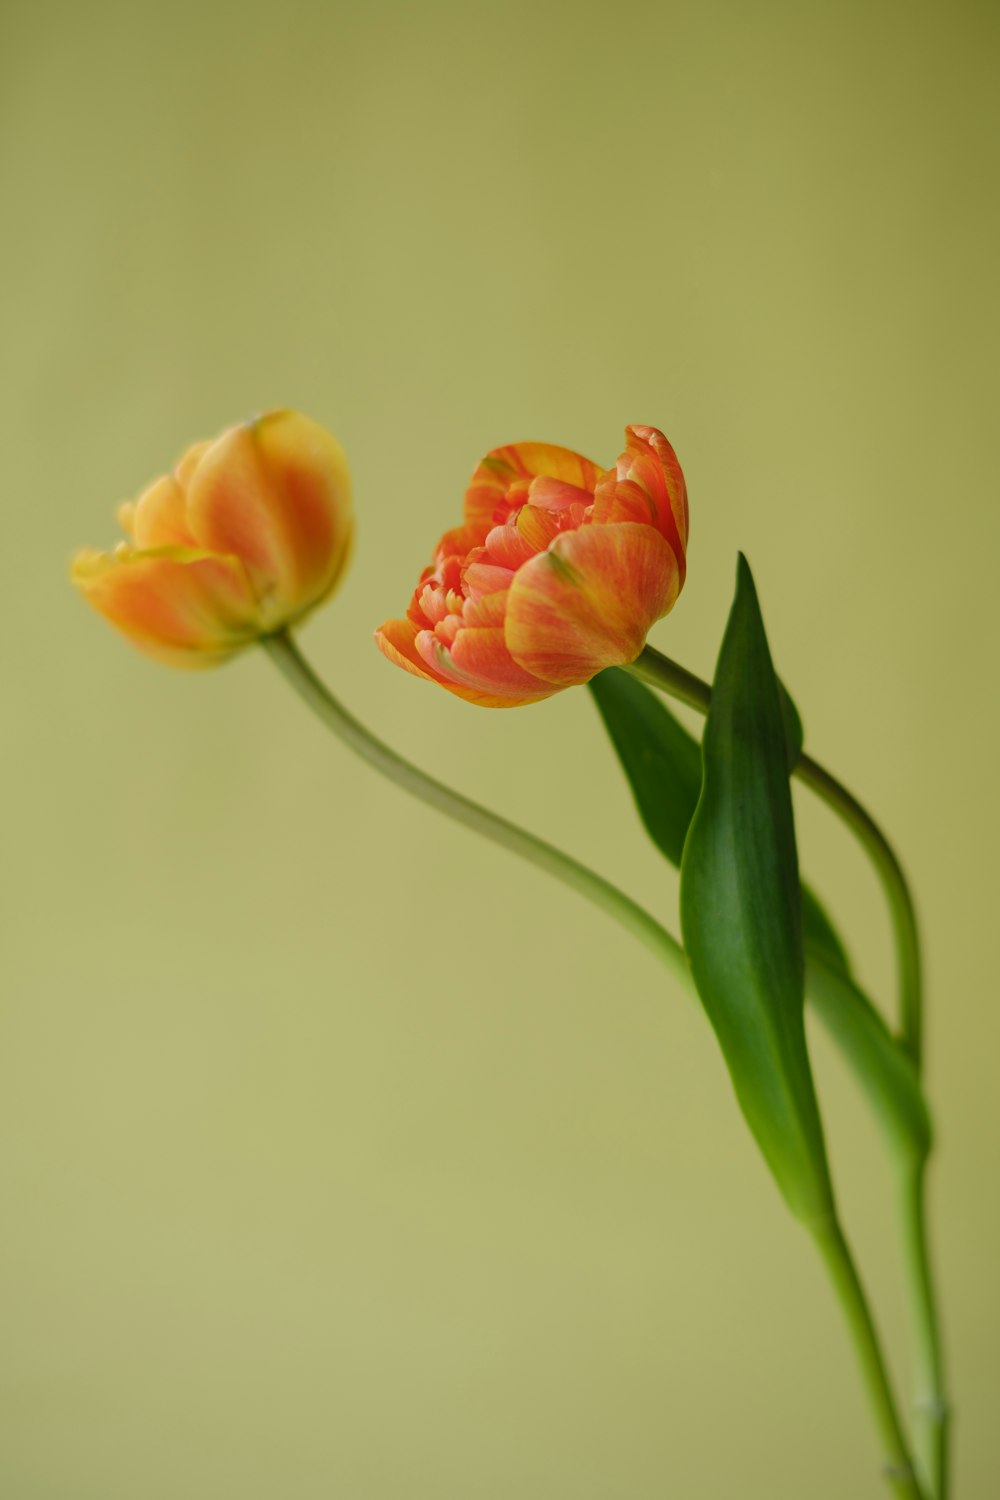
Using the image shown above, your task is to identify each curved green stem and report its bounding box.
[261,630,689,990]
[794,755,922,1071]
[812,1219,929,1499]
[263,628,943,1497]
[627,645,922,1067]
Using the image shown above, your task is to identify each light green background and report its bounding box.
[2,2,997,1496]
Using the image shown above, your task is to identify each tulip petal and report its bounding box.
[118,439,213,542]
[505,522,682,685]
[131,474,198,548]
[71,547,260,667]
[186,410,353,621]
[465,442,604,533]
[462,591,507,628]
[630,423,688,553]
[526,476,596,511]
[173,438,213,490]
[434,523,487,565]
[253,410,354,609]
[483,519,537,571]
[462,559,516,599]
[447,627,556,700]
[375,617,443,682]
[375,617,553,707]
[592,426,688,580]
[515,501,588,554]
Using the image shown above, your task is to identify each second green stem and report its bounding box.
[626,642,947,1499]
[813,1220,928,1500]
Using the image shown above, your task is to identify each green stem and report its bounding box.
[795,755,922,1072]
[628,643,947,1497]
[261,630,689,990]
[812,1220,929,1499]
[627,645,922,1067]
[898,1162,948,1499]
[264,629,943,1497]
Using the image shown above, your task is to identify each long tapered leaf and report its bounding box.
[589,666,847,969]
[589,666,929,1161]
[679,555,834,1225]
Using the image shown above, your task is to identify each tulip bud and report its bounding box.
[376,425,688,706]
[72,411,353,668]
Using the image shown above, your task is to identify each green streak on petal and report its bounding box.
[545,550,581,585]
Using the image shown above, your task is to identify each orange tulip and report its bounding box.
[71,411,353,668]
[376,425,687,706]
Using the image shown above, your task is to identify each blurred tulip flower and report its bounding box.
[71,411,353,667]
[376,425,687,706]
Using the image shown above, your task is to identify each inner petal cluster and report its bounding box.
[407,476,595,676]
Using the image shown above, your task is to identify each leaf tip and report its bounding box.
[735,551,756,595]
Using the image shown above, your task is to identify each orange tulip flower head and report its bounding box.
[376,425,687,706]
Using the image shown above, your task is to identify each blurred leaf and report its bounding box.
[589,668,701,868]
[800,883,851,977]
[679,555,834,1225]
[805,958,931,1162]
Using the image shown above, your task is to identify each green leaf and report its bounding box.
[589,667,702,867]
[591,636,932,1167]
[679,555,834,1226]
[589,667,850,974]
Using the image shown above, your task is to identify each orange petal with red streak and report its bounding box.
[515,501,587,554]
[435,523,487,565]
[627,424,688,553]
[375,616,444,684]
[484,519,537,570]
[592,426,688,580]
[253,410,354,610]
[447,626,556,700]
[462,558,516,599]
[462,591,507,628]
[464,442,604,532]
[71,547,260,667]
[505,522,682,685]
[186,410,353,621]
[375,617,543,708]
[526,475,595,511]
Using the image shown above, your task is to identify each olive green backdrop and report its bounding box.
[2,1,997,1496]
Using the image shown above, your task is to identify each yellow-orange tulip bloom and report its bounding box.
[376,425,687,706]
[72,411,353,667]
